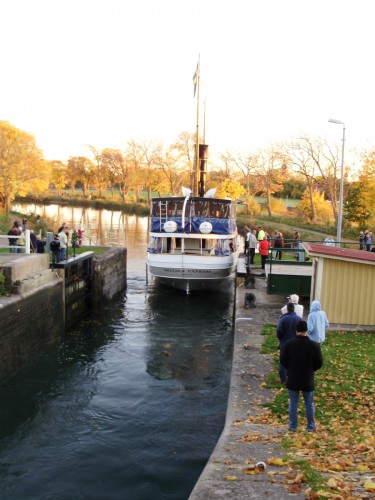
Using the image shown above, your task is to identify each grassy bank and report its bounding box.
[259,325,375,498]
[14,194,150,216]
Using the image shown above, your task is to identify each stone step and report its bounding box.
[0,254,51,289]
[11,268,61,295]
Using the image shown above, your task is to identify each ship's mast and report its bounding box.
[194,56,200,197]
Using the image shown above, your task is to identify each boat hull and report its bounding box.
[147,253,238,292]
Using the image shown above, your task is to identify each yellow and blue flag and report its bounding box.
[192,63,199,97]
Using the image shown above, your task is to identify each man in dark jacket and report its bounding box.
[280,320,323,432]
[276,303,302,383]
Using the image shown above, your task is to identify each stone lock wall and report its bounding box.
[0,279,64,383]
[93,247,127,307]
[0,247,127,384]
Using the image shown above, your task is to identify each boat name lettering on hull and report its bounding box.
[163,269,211,274]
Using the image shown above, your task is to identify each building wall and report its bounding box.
[319,258,375,325]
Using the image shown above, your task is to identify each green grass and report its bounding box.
[261,325,375,423]
[66,245,110,257]
[260,324,375,496]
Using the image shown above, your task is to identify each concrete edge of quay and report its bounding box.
[189,272,306,500]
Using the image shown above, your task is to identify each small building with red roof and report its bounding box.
[302,243,375,327]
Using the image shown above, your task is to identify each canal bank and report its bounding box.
[189,272,305,500]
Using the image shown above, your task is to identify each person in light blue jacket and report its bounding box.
[307,300,329,344]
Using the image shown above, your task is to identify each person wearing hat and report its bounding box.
[50,233,61,263]
[281,294,304,318]
[36,234,46,254]
[257,225,265,242]
[280,320,323,432]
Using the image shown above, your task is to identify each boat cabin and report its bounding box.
[148,197,237,257]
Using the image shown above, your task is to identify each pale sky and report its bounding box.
[1,0,375,164]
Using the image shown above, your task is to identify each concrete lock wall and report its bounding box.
[0,247,127,384]
[93,247,127,306]
[0,278,64,383]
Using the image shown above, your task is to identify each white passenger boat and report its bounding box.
[147,191,238,293]
[147,59,238,292]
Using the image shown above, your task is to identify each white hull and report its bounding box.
[148,253,238,292]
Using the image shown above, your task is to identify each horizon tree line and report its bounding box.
[0,120,374,228]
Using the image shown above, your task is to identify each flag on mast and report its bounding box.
[192,62,199,97]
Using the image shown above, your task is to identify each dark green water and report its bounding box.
[0,266,235,499]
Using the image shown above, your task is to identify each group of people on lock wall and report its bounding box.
[50,223,84,263]
[276,294,329,433]
[7,218,46,254]
[243,225,287,269]
[359,230,374,251]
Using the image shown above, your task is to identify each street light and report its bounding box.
[328,118,346,246]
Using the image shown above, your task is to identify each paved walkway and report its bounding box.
[189,271,306,499]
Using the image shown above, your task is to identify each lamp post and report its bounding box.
[328,118,346,246]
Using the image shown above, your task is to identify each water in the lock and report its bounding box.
[0,205,235,500]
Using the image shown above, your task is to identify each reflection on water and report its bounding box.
[11,202,149,252]
[0,207,235,499]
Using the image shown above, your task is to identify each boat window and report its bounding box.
[192,200,231,218]
[167,201,184,217]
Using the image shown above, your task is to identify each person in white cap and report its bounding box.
[281,294,304,318]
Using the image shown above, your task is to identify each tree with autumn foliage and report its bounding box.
[297,188,333,224]
[49,160,67,195]
[100,148,131,202]
[0,121,49,212]
[356,149,375,225]
[252,146,286,217]
[219,149,257,197]
[66,156,95,196]
[214,178,245,200]
[344,182,371,226]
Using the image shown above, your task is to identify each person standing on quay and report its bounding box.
[273,230,283,260]
[359,231,365,250]
[243,225,250,255]
[50,234,61,263]
[280,320,323,432]
[307,300,329,344]
[248,229,258,265]
[281,294,304,319]
[257,225,265,242]
[276,303,302,383]
[7,224,18,253]
[58,226,68,261]
[323,235,335,246]
[258,235,269,274]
